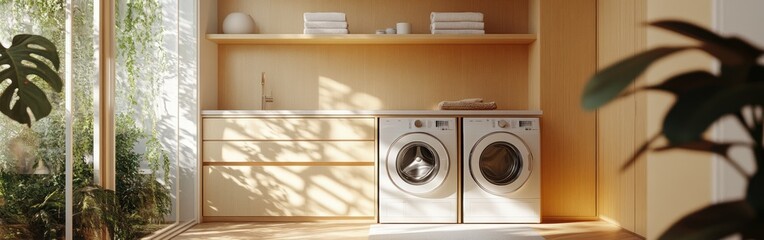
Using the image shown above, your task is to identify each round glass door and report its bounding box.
[386,133,450,194]
[479,142,523,186]
[397,142,439,185]
[469,132,532,195]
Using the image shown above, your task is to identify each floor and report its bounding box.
[173,221,642,239]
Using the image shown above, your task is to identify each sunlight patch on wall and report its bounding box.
[318,76,382,110]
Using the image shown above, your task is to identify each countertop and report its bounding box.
[201,110,543,117]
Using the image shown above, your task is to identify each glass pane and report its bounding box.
[479,142,523,186]
[397,142,439,185]
[0,1,69,238]
[115,0,178,238]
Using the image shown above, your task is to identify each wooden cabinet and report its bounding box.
[203,118,375,140]
[203,141,375,163]
[203,166,374,218]
[202,117,376,221]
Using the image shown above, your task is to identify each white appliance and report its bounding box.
[379,118,458,223]
[462,118,541,223]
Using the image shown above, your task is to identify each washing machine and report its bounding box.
[462,117,540,223]
[378,118,458,223]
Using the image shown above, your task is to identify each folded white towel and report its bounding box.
[304,21,348,29]
[304,28,349,34]
[431,29,485,34]
[431,22,484,30]
[304,12,346,22]
[431,12,484,22]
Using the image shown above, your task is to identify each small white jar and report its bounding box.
[396,22,411,34]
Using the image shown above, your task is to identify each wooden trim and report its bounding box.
[202,139,375,142]
[542,216,600,223]
[207,34,537,45]
[203,216,375,222]
[201,110,544,118]
[202,162,374,166]
[98,0,115,191]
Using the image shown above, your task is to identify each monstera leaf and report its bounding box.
[0,34,62,127]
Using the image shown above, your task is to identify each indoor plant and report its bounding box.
[0,34,62,127]
[582,20,763,239]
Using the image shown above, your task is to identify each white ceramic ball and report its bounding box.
[223,12,255,34]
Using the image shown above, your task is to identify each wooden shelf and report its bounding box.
[206,34,536,45]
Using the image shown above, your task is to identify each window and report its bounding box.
[0,0,197,238]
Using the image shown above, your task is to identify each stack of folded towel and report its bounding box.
[303,12,349,34]
[438,98,497,110]
[430,12,485,34]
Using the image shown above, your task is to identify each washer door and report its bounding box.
[469,132,532,195]
[386,133,450,195]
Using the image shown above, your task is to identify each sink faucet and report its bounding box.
[261,72,274,110]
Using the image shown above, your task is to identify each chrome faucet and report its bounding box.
[261,72,274,110]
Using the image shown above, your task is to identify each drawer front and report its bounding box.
[203,118,375,140]
[203,140,375,163]
[203,166,375,217]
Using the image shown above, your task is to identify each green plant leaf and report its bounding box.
[582,47,688,110]
[651,20,762,63]
[653,139,738,156]
[647,70,722,94]
[621,133,661,172]
[658,200,756,240]
[747,172,764,214]
[664,83,764,144]
[0,34,62,127]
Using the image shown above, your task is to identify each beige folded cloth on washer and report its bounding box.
[438,98,497,110]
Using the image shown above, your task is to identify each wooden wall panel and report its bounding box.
[218,44,530,111]
[539,0,597,218]
[596,0,646,235]
[217,0,528,35]
[200,0,219,110]
[203,166,375,217]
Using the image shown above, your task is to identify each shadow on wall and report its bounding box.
[204,118,375,217]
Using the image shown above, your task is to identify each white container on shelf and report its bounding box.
[396,22,411,34]
[223,12,255,34]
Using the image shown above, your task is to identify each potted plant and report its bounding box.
[582,20,764,239]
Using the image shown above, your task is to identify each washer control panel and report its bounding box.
[465,118,540,131]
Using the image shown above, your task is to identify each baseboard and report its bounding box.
[541,216,599,223]
[203,216,376,223]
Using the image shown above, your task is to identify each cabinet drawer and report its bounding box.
[203,166,375,217]
[203,141,375,163]
[203,118,375,140]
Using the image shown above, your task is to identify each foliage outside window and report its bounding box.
[0,0,175,239]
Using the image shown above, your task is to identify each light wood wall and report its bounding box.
[596,0,647,236]
[218,0,529,35]
[218,44,529,110]
[213,0,532,111]
[539,0,598,219]
[644,0,714,239]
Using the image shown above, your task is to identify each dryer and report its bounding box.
[462,118,540,223]
[379,118,458,223]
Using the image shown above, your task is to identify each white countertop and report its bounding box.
[201,110,543,117]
